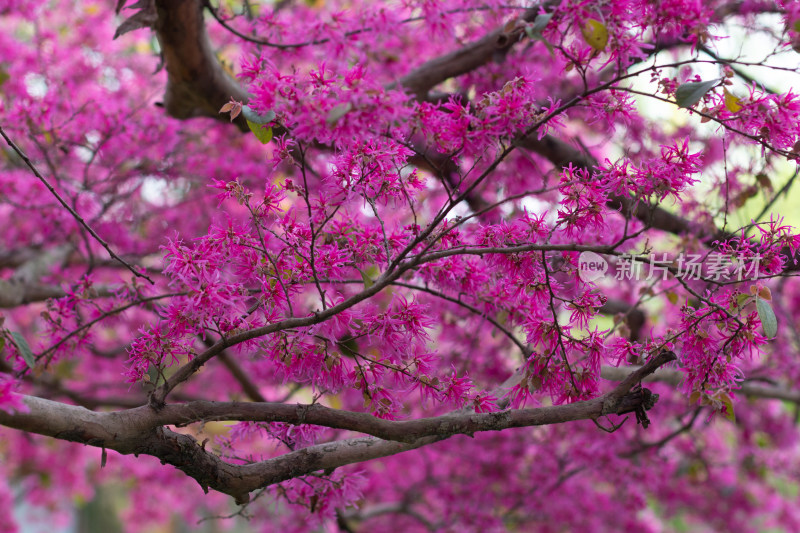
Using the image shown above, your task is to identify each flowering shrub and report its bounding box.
[1,0,800,531]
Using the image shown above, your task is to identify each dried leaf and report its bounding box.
[667,291,679,305]
[749,285,772,301]
[114,4,158,39]
[220,100,246,122]
[755,172,772,190]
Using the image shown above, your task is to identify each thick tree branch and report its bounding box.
[0,245,71,307]
[152,0,249,124]
[599,298,646,341]
[601,351,676,414]
[0,352,671,504]
[392,3,551,98]
[0,281,66,308]
[217,352,267,402]
[141,0,788,260]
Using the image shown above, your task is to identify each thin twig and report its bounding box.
[0,126,154,284]
[752,166,800,228]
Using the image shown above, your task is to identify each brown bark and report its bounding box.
[152,0,250,126]
[0,0,787,506]
[0,351,673,503]
[140,0,777,256]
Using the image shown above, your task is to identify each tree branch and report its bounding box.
[152,0,249,125]
[140,0,790,262]
[599,299,646,341]
[151,242,630,405]
[601,351,677,415]
[216,352,267,402]
[601,364,800,404]
[517,134,725,242]
[0,352,672,504]
[392,2,552,98]
[0,128,153,284]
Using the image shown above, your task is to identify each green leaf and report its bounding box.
[247,120,273,144]
[357,267,374,289]
[719,392,735,422]
[326,102,352,126]
[10,331,35,369]
[0,337,5,354]
[241,105,276,125]
[530,13,553,34]
[732,293,751,312]
[666,291,678,305]
[338,336,359,356]
[674,79,719,109]
[525,14,556,57]
[756,297,778,338]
